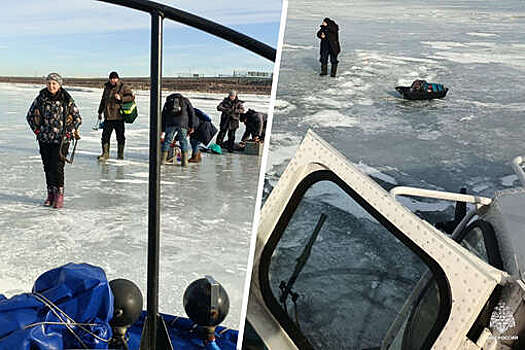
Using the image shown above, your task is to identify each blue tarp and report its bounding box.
[0,263,113,349]
[0,264,238,349]
[128,312,238,350]
[425,82,445,92]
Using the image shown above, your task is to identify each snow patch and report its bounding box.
[301,110,359,128]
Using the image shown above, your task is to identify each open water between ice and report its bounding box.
[0,83,269,328]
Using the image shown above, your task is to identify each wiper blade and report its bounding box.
[279,213,327,306]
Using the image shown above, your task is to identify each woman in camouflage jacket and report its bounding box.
[26,73,82,209]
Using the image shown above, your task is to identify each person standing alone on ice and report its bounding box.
[317,17,341,77]
[97,71,135,160]
[26,73,82,209]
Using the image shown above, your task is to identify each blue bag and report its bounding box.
[0,263,113,350]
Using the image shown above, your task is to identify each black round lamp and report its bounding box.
[183,275,229,327]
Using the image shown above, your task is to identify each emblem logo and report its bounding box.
[490,301,515,334]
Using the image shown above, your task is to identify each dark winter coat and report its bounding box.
[98,80,134,121]
[27,88,82,144]
[217,97,245,131]
[191,108,217,145]
[161,93,197,131]
[317,18,341,56]
[241,109,267,140]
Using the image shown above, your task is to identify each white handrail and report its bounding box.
[390,186,492,207]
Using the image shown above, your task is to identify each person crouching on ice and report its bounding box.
[215,90,245,153]
[240,109,267,143]
[188,108,218,163]
[26,73,82,209]
[317,17,341,77]
[160,93,196,167]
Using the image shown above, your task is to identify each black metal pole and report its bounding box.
[145,9,163,350]
[96,0,276,61]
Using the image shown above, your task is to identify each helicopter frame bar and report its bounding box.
[390,186,492,208]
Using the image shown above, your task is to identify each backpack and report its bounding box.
[120,101,138,123]
[116,84,138,123]
[166,94,184,116]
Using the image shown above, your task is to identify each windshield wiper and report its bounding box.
[279,213,327,312]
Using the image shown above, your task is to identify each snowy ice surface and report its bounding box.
[0,83,269,328]
[269,0,525,206]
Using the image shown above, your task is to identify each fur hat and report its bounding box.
[109,71,119,79]
[46,72,63,86]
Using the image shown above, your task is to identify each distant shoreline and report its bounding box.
[0,76,272,95]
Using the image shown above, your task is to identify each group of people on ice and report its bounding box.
[26,72,267,209]
[160,89,267,165]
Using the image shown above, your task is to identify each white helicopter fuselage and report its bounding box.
[246,131,525,350]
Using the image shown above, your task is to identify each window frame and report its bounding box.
[258,170,452,350]
[456,220,503,343]
[456,220,503,270]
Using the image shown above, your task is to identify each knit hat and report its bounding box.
[109,71,119,79]
[228,89,237,97]
[46,73,63,86]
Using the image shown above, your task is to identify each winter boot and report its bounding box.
[320,64,328,76]
[44,186,55,207]
[97,143,110,161]
[181,151,188,167]
[161,151,169,165]
[189,151,201,163]
[216,133,225,147]
[53,187,64,209]
[117,143,125,160]
[330,63,338,77]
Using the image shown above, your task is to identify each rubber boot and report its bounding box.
[189,151,201,163]
[181,151,188,167]
[330,63,338,77]
[216,132,225,147]
[97,143,110,161]
[161,151,169,165]
[320,64,328,76]
[44,186,55,207]
[53,187,64,209]
[117,143,124,160]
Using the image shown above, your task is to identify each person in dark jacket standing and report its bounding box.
[26,73,82,209]
[215,90,245,152]
[160,93,196,167]
[97,71,135,160]
[317,17,341,77]
[240,109,267,142]
[188,108,218,163]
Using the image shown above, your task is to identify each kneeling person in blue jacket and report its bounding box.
[188,108,218,163]
[161,93,196,167]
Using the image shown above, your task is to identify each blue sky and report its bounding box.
[0,0,282,77]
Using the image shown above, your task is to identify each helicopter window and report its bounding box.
[382,222,502,349]
[460,226,489,262]
[259,171,450,350]
[457,220,503,270]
